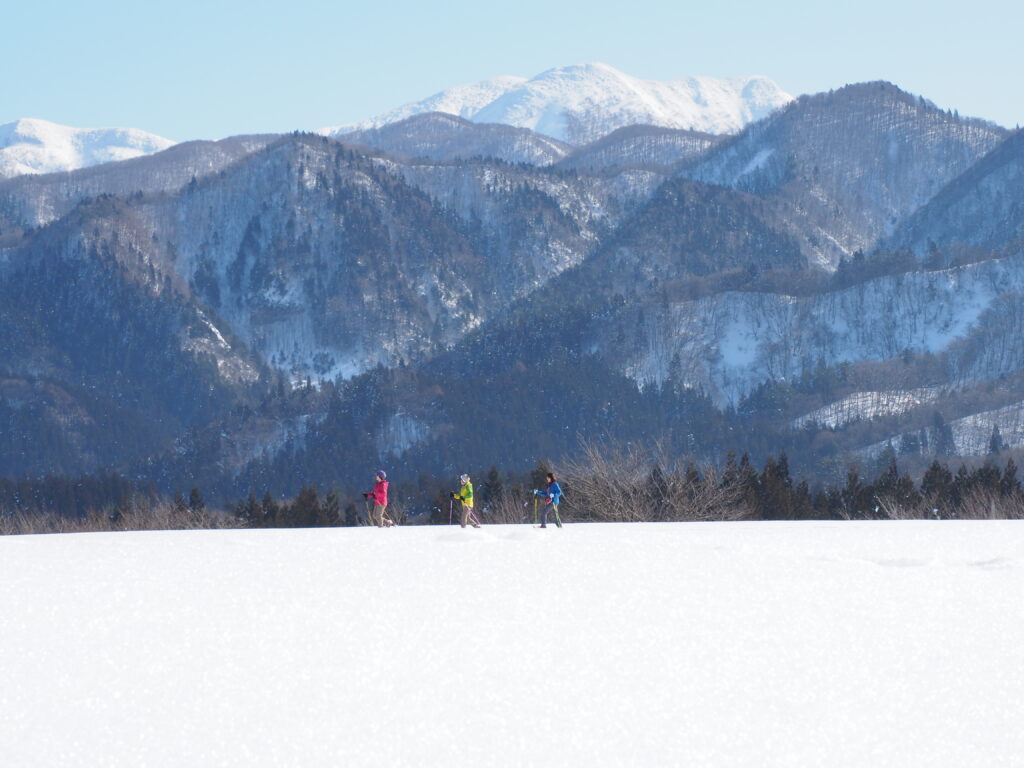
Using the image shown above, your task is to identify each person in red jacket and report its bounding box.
[363,470,393,527]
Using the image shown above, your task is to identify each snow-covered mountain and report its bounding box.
[323,63,794,145]
[4,79,1024,486]
[680,83,1008,266]
[0,118,174,179]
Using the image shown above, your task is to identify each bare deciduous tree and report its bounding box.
[560,439,750,522]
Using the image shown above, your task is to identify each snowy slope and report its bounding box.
[324,63,793,145]
[793,387,942,429]
[1,522,1021,767]
[889,128,1024,256]
[861,398,1024,459]
[679,83,1007,265]
[616,251,1024,403]
[0,118,175,178]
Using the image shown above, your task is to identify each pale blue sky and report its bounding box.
[5,0,1021,141]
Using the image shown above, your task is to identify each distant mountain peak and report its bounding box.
[322,63,794,145]
[0,118,175,179]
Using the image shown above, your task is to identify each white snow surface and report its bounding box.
[2,522,1022,767]
[323,63,793,145]
[0,118,175,178]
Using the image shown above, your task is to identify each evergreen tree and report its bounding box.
[733,452,760,512]
[874,454,899,491]
[758,454,793,520]
[988,424,1005,455]
[873,443,898,478]
[242,492,261,527]
[173,490,188,515]
[530,461,552,492]
[261,491,279,524]
[481,466,504,508]
[841,468,869,519]
[930,411,956,457]
[289,486,322,527]
[952,464,971,509]
[921,460,953,506]
[322,490,341,527]
[188,487,205,514]
[1000,458,1020,497]
[647,464,671,521]
[343,502,359,527]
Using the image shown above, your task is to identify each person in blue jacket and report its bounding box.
[533,472,563,528]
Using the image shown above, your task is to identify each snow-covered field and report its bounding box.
[2,522,1022,766]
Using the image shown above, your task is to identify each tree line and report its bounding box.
[4,445,1024,534]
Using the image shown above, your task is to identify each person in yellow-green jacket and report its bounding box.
[451,473,480,528]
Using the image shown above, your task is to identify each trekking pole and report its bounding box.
[449,498,454,525]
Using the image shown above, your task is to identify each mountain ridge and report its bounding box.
[322,63,794,144]
[4,81,1024,492]
[0,118,175,179]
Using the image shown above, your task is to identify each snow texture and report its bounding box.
[1,522,1022,767]
[323,63,793,145]
[861,399,1024,459]
[793,387,942,429]
[624,252,1024,403]
[0,118,174,179]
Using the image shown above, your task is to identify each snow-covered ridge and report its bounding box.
[322,75,528,136]
[0,118,174,179]
[793,387,943,430]
[322,63,794,145]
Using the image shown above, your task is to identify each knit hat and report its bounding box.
[377,470,387,481]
